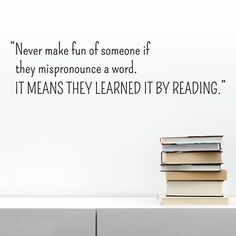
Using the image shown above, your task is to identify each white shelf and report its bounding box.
[0,197,235,209]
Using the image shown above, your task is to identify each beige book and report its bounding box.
[167,181,223,196]
[161,152,222,164]
[161,197,229,205]
[166,170,227,181]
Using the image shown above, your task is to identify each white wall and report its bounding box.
[0,30,235,197]
[0,0,236,197]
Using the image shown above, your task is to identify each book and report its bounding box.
[162,143,221,152]
[160,135,223,144]
[161,197,229,205]
[166,181,223,197]
[166,170,227,181]
[161,164,221,172]
[161,151,222,164]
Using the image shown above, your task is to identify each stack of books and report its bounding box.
[160,135,228,205]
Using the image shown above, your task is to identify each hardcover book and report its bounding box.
[166,181,223,197]
[165,170,227,181]
[161,151,222,164]
[162,143,221,152]
[161,197,229,205]
[160,135,223,144]
[161,164,221,172]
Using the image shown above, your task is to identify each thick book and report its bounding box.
[160,135,223,144]
[162,143,221,152]
[161,197,229,205]
[161,151,222,164]
[166,170,227,181]
[166,181,223,197]
[161,164,221,172]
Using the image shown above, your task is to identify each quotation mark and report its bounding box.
[10,41,15,44]
[218,80,226,94]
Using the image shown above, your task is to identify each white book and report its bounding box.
[167,181,223,197]
[160,135,223,144]
[161,164,221,172]
[161,197,229,205]
[162,143,221,152]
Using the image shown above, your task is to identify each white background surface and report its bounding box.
[0,1,236,197]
